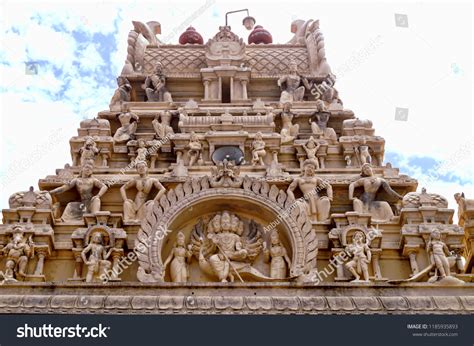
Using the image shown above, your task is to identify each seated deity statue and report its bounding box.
[302,136,321,169]
[280,103,299,144]
[187,132,202,166]
[251,132,266,166]
[163,231,193,283]
[144,62,173,102]
[79,136,99,167]
[277,60,312,103]
[310,101,337,144]
[287,159,333,221]
[345,231,371,282]
[109,76,132,111]
[348,164,402,222]
[1,226,33,281]
[113,112,139,144]
[81,232,113,283]
[49,163,108,222]
[152,111,174,139]
[263,231,291,279]
[120,160,166,222]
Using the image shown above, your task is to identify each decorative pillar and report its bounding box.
[241,79,248,100]
[203,79,210,100]
[33,245,50,276]
[371,250,383,280]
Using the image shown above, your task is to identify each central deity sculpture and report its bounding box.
[190,211,271,282]
[144,62,173,102]
[277,60,312,103]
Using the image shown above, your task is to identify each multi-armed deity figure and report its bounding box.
[251,132,266,166]
[152,110,174,139]
[79,136,99,167]
[120,160,166,222]
[310,100,337,144]
[81,231,113,283]
[287,159,333,221]
[187,131,202,166]
[50,162,108,221]
[144,62,173,102]
[113,112,139,144]
[348,164,402,222]
[280,103,299,144]
[302,136,321,169]
[1,225,33,281]
[345,231,372,282]
[264,230,291,279]
[109,76,132,111]
[277,60,312,103]
[163,231,193,283]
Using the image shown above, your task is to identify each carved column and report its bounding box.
[203,79,210,100]
[241,79,248,100]
[332,249,349,281]
[371,249,384,280]
[33,245,50,276]
[403,245,420,276]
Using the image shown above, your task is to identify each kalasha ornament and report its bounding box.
[179,26,204,45]
[248,25,272,44]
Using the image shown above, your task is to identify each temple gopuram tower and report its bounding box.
[0,17,473,315]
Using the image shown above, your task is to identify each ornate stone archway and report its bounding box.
[135,176,318,283]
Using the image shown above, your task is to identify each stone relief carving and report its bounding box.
[113,112,139,145]
[120,161,166,223]
[0,225,34,281]
[190,211,267,282]
[163,231,193,283]
[251,132,266,166]
[81,231,113,283]
[264,230,291,279]
[344,231,372,283]
[310,102,337,144]
[144,62,173,102]
[279,103,299,144]
[152,111,174,139]
[454,192,474,227]
[186,131,203,166]
[79,136,99,167]
[287,159,333,222]
[349,164,402,222]
[109,76,132,111]
[277,60,312,103]
[49,162,108,222]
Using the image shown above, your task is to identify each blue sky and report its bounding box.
[0,0,473,212]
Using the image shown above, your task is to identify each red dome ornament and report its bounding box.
[179,26,204,45]
[248,25,272,44]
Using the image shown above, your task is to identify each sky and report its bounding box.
[0,0,473,214]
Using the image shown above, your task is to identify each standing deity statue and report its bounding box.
[113,112,139,144]
[135,139,149,163]
[50,163,108,221]
[1,226,33,281]
[277,60,312,103]
[355,137,372,165]
[427,229,452,279]
[187,132,202,166]
[302,136,321,169]
[280,103,299,144]
[310,101,337,144]
[287,159,333,221]
[251,132,266,166]
[109,76,132,111]
[152,111,174,139]
[163,231,193,283]
[144,62,173,102]
[348,164,402,222]
[120,161,166,222]
[345,231,372,282]
[263,231,291,279]
[79,136,99,167]
[81,232,112,283]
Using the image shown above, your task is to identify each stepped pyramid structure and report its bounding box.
[0,19,473,314]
